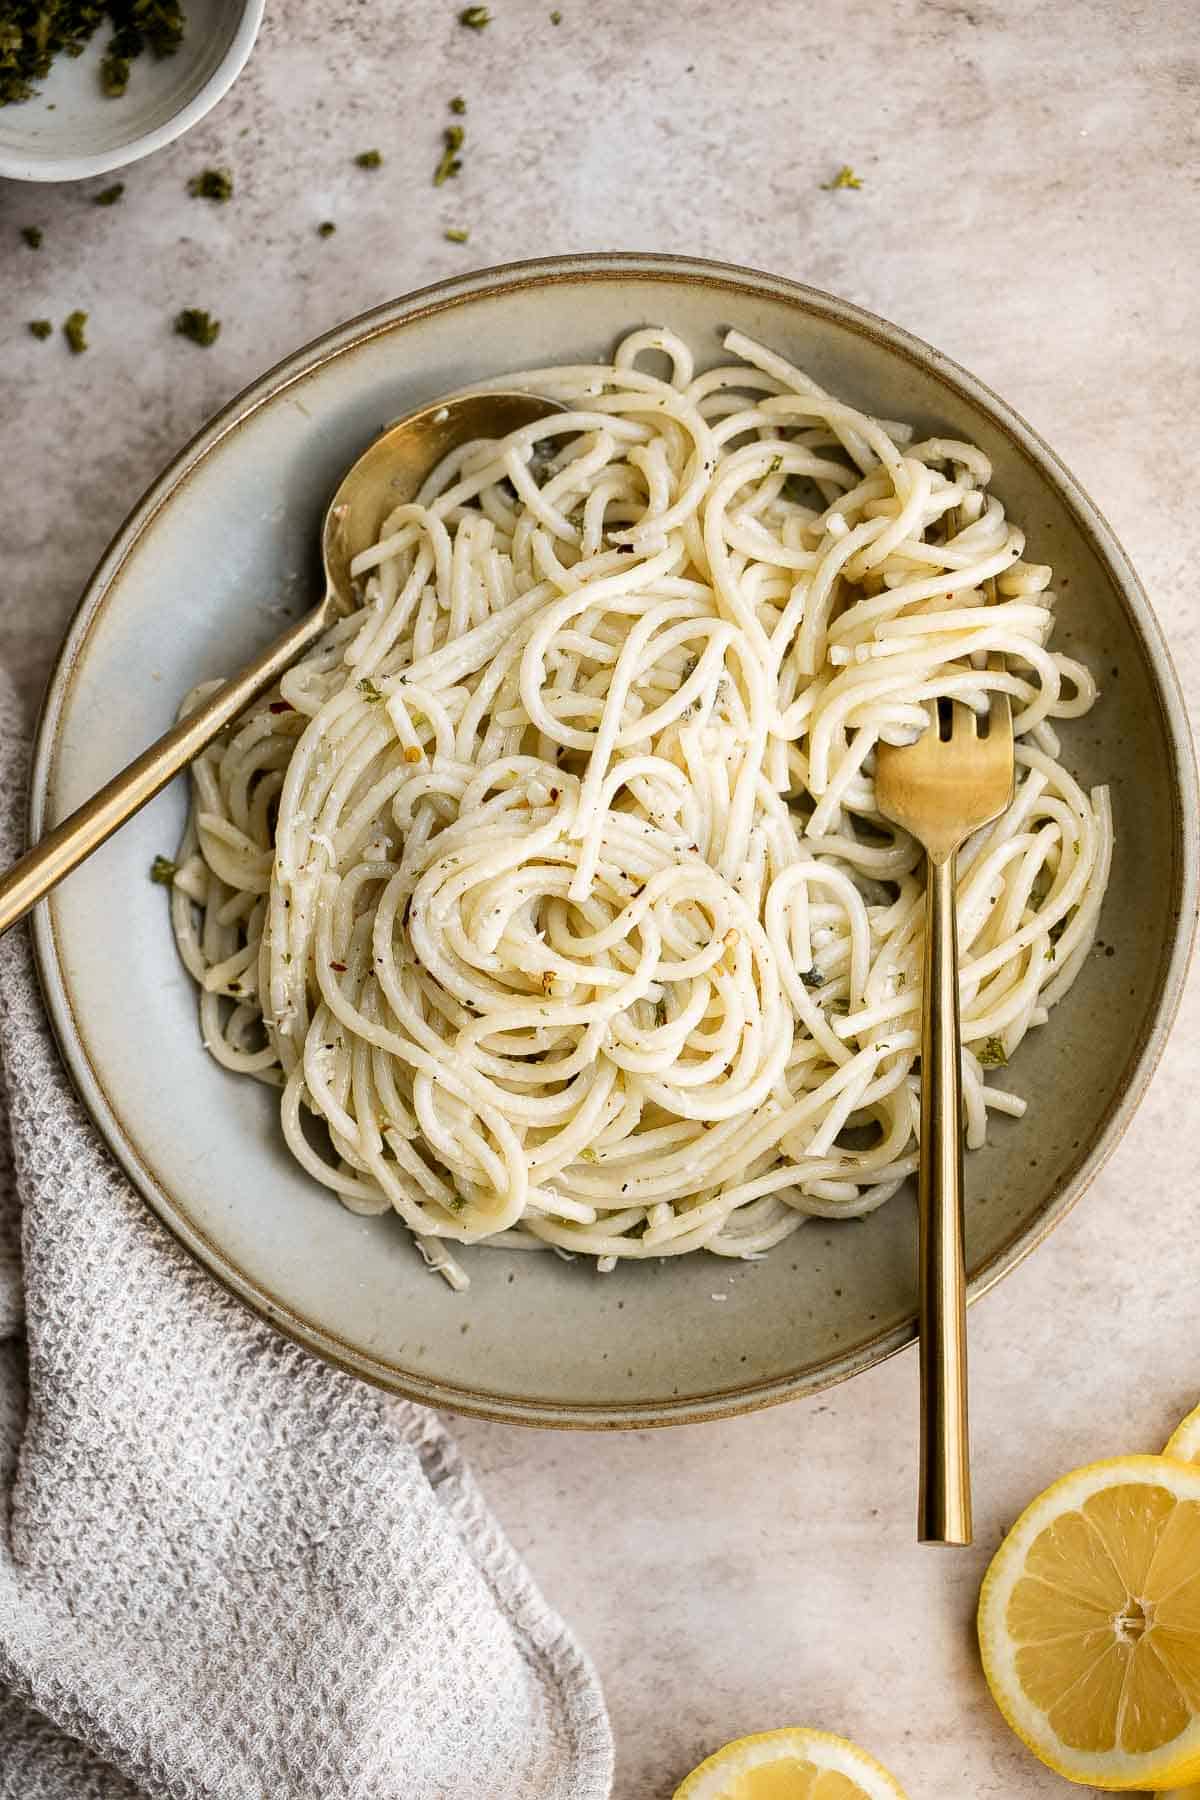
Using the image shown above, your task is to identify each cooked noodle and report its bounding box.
[169,327,1113,1289]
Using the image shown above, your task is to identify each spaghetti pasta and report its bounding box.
[169,327,1112,1290]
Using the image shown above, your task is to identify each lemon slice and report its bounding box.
[1153,1406,1200,1800]
[979,1456,1200,1790]
[1166,1404,1200,1463]
[672,1728,909,1799]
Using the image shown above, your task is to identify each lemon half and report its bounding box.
[672,1728,909,1800]
[979,1456,1200,1789]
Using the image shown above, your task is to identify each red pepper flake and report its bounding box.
[330,961,347,972]
[268,700,295,713]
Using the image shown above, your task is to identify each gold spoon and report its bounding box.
[0,390,564,935]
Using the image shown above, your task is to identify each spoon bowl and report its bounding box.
[322,390,567,612]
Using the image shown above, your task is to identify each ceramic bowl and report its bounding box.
[29,254,1198,1426]
[0,0,263,182]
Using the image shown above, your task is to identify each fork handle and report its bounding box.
[918,850,972,1546]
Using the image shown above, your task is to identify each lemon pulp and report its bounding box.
[720,1764,866,1799]
[1006,1478,1200,1759]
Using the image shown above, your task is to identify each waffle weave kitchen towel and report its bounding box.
[0,673,613,1800]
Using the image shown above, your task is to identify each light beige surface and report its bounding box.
[3,1,1198,1795]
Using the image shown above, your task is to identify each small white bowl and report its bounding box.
[0,0,264,183]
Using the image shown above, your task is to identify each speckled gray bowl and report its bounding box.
[29,254,1198,1427]
[0,0,263,182]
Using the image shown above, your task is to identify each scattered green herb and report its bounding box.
[448,94,466,113]
[1046,911,1072,961]
[800,966,826,990]
[459,5,491,27]
[20,225,42,249]
[317,220,337,237]
[550,6,562,18]
[188,167,232,201]
[822,164,863,190]
[174,307,219,347]
[100,51,129,94]
[63,310,88,353]
[444,226,469,243]
[28,319,52,339]
[977,1035,1008,1067]
[354,148,383,169]
[357,677,385,703]
[150,855,177,886]
[94,182,124,205]
[578,1146,598,1163]
[434,124,463,185]
[0,0,185,107]
[768,454,783,474]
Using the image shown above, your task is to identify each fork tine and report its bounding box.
[950,700,979,738]
[987,650,1013,744]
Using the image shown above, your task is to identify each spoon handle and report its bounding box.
[918,847,972,1546]
[0,601,331,937]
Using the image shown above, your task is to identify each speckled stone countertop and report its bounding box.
[4,2,1199,1795]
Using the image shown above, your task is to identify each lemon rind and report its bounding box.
[1165,1404,1200,1463]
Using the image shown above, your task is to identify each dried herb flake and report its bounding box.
[174,307,220,347]
[188,167,232,202]
[434,125,464,186]
[822,164,864,190]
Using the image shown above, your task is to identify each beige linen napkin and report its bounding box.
[0,674,612,1800]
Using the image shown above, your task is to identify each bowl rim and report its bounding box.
[28,251,1200,1427]
[0,0,265,182]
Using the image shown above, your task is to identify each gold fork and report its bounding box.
[875,624,1014,1545]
